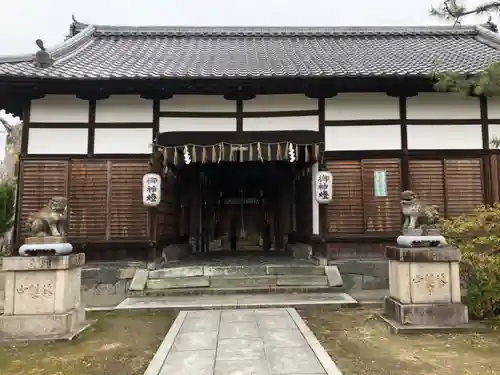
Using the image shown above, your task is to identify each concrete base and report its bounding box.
[0,253,90,341]
[384,296,468,326]
[377,313,488,335]
[383,245,479,334]
[0,308,95,342]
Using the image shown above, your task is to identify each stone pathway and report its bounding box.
[144,308,342,375]
[117,292,356,311]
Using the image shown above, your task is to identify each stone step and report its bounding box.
[266,265,326,276]
[209,276,277,288]
[276,275,329,287]
[146,274,329,290]
[129,285,340,297]
[146,277,210,289]
[148,265,326,278]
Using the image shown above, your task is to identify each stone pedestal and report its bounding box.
[0,253,92,341]
[380,246,479,333]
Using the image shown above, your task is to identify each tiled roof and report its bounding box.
[1,22,500,80]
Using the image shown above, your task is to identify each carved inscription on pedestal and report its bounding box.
[409,263,452,304]
[412,272,448,296]
[13,273,57,314]
[16,282,54,299]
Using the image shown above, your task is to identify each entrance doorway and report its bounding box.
[196,161,293,252]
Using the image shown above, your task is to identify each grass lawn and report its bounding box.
[299,307,500,375]
[0,310,177,375]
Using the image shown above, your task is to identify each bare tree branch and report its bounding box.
[431,0,500,24]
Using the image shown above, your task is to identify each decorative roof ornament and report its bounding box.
[33,39,54,68]
[484,16,498,33]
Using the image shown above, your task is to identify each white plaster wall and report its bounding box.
[160,95,236,112]
[325,93,399,121]
[243,116,318,131]
[94,128,153,154]
[407,125,482,149]
[159,118,237,132]
[27,128,88,154]
[406,93,480,119]
[486,97,500,119]
[30,95,89,123]
[243,95,318,112]
[95,96,153,123]
[324,125,401,151]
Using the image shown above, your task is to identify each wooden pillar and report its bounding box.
[490,154,499,203]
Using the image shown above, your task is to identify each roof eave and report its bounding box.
[475,25,500,49]
[0,25,96,64]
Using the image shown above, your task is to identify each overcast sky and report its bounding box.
[0,0,490,158]
[0,0,489,55]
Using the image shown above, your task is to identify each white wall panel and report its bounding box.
[243,94,318,112]
[324,125,401,151]
[407,125,482,149]
[160,95,236,112]
[159,118,237,132]
[27,128,88,154]
[325,93,399,121]
[406,93,480,119]
[487,97,500,119]
[30,95,89,123]
[95,96,153,123]
[242,116,318,131]
[94,128,153,154]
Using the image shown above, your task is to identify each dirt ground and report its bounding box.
[299,307,500,375]
[0,310,177,375]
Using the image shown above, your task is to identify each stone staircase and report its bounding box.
[128,264,344,297]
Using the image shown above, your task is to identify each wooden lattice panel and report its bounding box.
[326,160,364,233]
[361,159,401,232]
[19,160,68,240]
[409,160,446,213]
[109,160,149,239]
[68,160,108,240]
[445,159,484,217]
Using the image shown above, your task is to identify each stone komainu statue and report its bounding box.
[400,190,440,231]
[26,197,68,238]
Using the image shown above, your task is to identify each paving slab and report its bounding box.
[143,308,343,375]
[117,292,356,310]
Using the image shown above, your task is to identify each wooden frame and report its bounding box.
[9,76,500,250]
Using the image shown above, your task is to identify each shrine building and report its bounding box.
[1,19,500,262]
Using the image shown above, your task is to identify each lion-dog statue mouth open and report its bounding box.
[26,196,68,238]
[400,190,440,232]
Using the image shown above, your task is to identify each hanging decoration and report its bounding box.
[183,146,191,165]
[314,170,333,204]
[142,173,162,207]
[288,143,296,163]
[151,141,324,165]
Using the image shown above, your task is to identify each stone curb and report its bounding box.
[142,311,188,375]
[287,308,343,375]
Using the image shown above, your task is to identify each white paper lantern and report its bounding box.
[142,173,162,207]
[314,171,333,204]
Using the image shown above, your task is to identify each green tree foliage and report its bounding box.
[0,181,15,236]
[441,204,500,318]
[431,1,500,96]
